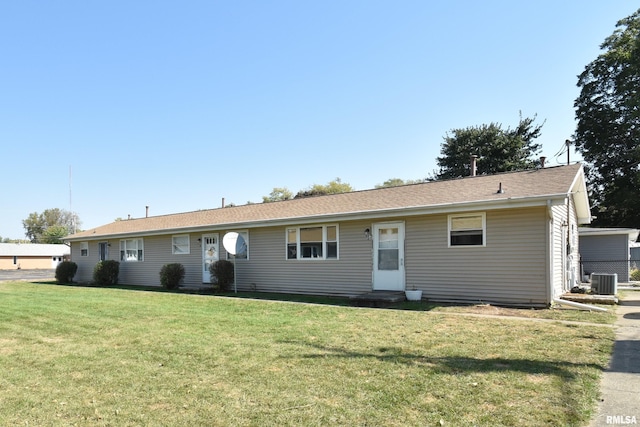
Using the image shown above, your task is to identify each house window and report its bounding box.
[80,242,89,257]
[226,231,249,260]
[172,235,190,255]
[287,225,338,260]
[449,213,485,247]
[120,238,144,262]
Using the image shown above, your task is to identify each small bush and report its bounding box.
[631,268,640,282]
[160,263,185,290]
[209,260,234,292]
[93,260,120,286]
[55,261,78,284]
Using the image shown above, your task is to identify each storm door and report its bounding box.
[202,234,219,283]
[372,222,405,291]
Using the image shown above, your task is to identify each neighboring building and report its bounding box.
[631,243,640,272]
[65,164,590,307]
[0,243,70,270]
[579,227,639,282]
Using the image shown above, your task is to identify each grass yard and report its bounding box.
[0,282,614,426]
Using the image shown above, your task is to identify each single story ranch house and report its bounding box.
[65,163,591,307]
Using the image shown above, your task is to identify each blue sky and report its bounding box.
[1,1,637,239]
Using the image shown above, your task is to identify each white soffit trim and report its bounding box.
[569,165,592,224]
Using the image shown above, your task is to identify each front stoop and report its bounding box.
[350,291,407,307]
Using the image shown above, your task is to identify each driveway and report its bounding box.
[0,269,55,282]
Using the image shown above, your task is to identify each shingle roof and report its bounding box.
[0,243,70,257]
[67,163,587,241]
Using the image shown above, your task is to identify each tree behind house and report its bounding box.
[574,8,640,228]
[434,114,543,180]
[22,208,81,243]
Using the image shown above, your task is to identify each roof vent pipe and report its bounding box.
[128,214,131,220]
[222,198,225,208]
[145,206,149,218]
[496,182,505,194]
[540,156,546,168]
[470,155,478,177]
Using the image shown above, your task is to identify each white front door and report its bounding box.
[372,222,405,291]
[202,234,219,283]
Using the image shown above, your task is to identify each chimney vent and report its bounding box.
[540,156,547,168]
[222,198,225,208]
[470,155,478,177]
[145,206,149,218]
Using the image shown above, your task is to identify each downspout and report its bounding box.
[566,196,578,290]
[546,200,554,306]
[553,298,607,312]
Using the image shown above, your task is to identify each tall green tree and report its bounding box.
[434,114,543,180]
[574,9,640,228]
[22,208,80,243]
[41,225,70,244]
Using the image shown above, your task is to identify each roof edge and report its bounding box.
[66,193,569,241]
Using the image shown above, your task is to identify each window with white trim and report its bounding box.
[287,225,338,260]
[226,231,249,260]
[80,241,89,257]
[172,235,190,255]
[120,238,144,262]
[449,213,485,246]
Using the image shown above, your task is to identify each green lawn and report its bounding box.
[0,282,614,426]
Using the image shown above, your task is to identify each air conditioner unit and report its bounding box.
[591,273,618,295]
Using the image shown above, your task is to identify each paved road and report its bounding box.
[0,269,55,282]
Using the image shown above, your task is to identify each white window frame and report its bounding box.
[120,238,144,262]
[226,230,249,260]
[172,234,190,255]
[448,212,486,247]
[80,241,89,257]
[286,224,339,260]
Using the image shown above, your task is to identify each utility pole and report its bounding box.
[69,165,75,234]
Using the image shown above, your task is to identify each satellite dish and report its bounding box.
[223,232,246,256]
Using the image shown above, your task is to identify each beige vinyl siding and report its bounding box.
[72,241,101,282]
[118,235,203,286]
[234,221,374,296]
[548,196,580,299]
[72,236,203,286]
[405,207,548,306]
[69,207,557,305]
